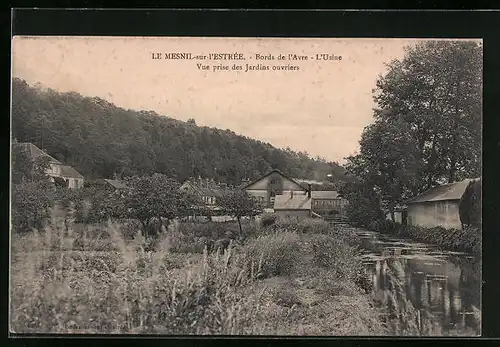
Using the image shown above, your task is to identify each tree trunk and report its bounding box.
[157,216,163,234]
[448,153,457,183]
[237,217,242,236]
[141,218,152,238]
[389,203,395,223]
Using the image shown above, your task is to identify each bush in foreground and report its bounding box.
[241,232,302,278]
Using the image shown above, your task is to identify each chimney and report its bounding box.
[307,184,312,198]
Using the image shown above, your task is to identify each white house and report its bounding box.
[14,142,84,189]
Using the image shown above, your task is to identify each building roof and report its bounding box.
[274,194,312,210]
[294,178,325,186]
[14,142,84,179]
[180,178,228,197]
[243,169,307,190]
[14,142,61,164]
[54,164,84,179]
[311,190,340,199]
[405,178,478,204]
[104,179,126,189]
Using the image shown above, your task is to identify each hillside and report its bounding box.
[11,78,349,185]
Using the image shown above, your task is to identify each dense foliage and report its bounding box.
[11,139,51,184]
[121,173,195,237]
[11,181,56,232]
[343,41,482,223]
[11,141,56,232]
[339,181,384,228]
[459,179,482,229]
[218,190,261,235]
[12,78,348,184]
[369,219,481,255]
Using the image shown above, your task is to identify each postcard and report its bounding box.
[10,34,482,336]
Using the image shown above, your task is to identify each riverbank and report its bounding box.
[10,217,388,335]
[367,220,481,255]
[352,227,481,336]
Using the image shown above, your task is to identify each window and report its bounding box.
[270,178,280,184]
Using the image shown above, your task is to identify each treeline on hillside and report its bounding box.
[12,78,348,185]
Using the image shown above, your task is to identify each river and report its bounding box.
[350,228,481,336]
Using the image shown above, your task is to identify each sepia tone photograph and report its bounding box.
[10,36,482,336]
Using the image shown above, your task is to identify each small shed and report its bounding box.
[404,179,477,229]
[273,193,312,221]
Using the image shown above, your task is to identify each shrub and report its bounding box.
[168,222,243,254]
[178,222,238,240]
[241,232,302,278]
[271,286,303,308]
[459,179,482,229]
[309,234,364,283]
[391,224,481,254]
[11,181,56,233]
[313,270,363,297]
[296,219,331,234]
[118,219,143,240]
[261,213,278,228]
[368,219,399,234]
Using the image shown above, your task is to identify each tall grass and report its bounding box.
[10,218,267,334]
[10,214,388,335]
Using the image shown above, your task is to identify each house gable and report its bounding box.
[14,142,61,164]
[244,169,306,191]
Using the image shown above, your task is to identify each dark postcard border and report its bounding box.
[6,8,500,342]
[9,9,495,38]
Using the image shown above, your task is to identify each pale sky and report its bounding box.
[12,36,427,164]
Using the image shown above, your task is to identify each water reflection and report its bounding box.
[354,229,481,336]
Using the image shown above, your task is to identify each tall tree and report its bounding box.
[218,190,261,235]
[346,117,420,220]
[121,173,191,238]
[372,40,482,187]
[346,41,482,223]
[339,180,383,228]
